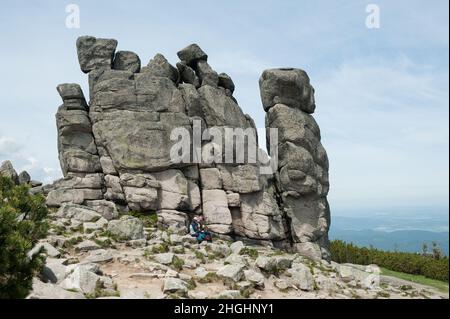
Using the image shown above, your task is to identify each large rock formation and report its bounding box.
[48,36,331,260]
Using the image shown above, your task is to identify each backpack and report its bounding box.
[189,221,199,235]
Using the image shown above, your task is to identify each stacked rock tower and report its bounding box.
[49,36,330,260]
[260,69,331,260]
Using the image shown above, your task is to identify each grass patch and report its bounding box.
[172,256,185,271]
[51,224,69,236]
[171,246,185,254]
[381,268,449,293]
[268,250,284,257]
[70,224,84,234]
[63,236,83,248]
[198,272,219,284]
[98,230,121,242]
[151,242,170,254]
[204,246,223,261]
[375,291,390,299]
[85,279,120,299]
[315,263,333,275]
[143,249,153,260]
[239,247,259,259]
[94,238,114,249]
[194,250,206,264]
[128,211,158,228]
[261,263,285,277]
[400,284,413,291]
[240,286,254,299]
[186,279,197,290]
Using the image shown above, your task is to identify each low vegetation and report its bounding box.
[151,242,170,254]
[127,211,158,228]
[172,256,185,271]
[381,268,449,293]
[85,279,120,299]
[194,250,206,264]
[330,240,449,282]
[240,247,259,259]
[197,272,219,284]
[0,176,49,298]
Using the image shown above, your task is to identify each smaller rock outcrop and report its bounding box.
[0,160,19,184]
[177,44,208,66]
[18,171,31,185]
[0,160,43,194]
[76,36,118,73]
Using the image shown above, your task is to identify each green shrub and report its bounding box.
[172,256,185,271]
[0,176,49,298]
[330,240,449,282]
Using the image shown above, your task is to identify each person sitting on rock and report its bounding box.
[189,216,212,243]
[198,220,212,243]
[189,216,201,238]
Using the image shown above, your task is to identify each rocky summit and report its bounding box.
[2,37,446,300]
[44,36,331,261]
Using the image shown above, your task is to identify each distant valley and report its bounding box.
[330,208,449,255]
[330,228,449,255]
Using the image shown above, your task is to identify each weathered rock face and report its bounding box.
[0,160,19,184]
[260,68,316,114]
[49,36,331,259]
[76,36,118,73]
[113,51,141,73]
[261,69,331,259]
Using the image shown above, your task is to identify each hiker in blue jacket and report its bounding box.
[189,216,212,243]
[189,216,200,237]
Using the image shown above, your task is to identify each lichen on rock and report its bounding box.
[47,36,331,260]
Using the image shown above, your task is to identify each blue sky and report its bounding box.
[0,0,448,215]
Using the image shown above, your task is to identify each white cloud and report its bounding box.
[0,136,21,156]
[20,156,38,171]
[314,56,449,208]
[43,167,56,174]
[0,134,62,184]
